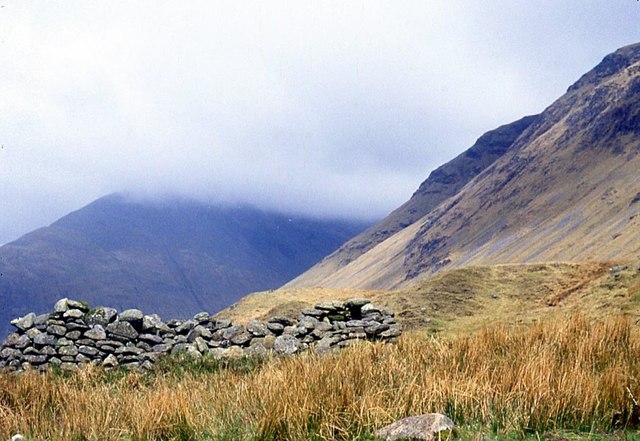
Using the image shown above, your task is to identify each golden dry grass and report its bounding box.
[1,314,639,440]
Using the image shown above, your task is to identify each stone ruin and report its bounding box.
[0,297,402,372]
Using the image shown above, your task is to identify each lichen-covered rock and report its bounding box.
[375,414,457,441]
[274,334,302,355]
[11,313,36,331]
[106,321,139,340]
[119,309,144,330]
[86,307,118,327]
[85,325,107,341]
[247,319,270,337]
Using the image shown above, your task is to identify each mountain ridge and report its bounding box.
[0,194,368,337]
[287,42,640,290]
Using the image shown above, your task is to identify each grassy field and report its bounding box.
[218,262,640,334]
[1,313,639,440]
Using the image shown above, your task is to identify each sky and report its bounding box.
[1,1,639,245]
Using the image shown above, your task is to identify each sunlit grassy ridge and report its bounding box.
[1,314,638,440]
[218,262,640,334]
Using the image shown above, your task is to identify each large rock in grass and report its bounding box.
[375,414,457,440]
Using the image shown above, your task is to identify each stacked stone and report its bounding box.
[0,297,401,372]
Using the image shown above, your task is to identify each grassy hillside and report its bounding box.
[219,261,640,336]
[1,315,638,440]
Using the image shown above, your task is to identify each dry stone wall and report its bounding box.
[0,297,401,372]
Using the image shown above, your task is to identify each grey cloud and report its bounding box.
[1,1,640,244]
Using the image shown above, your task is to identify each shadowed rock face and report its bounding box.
[288,43,640,290]
[0,195,369,338]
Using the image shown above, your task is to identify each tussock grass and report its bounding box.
[0,315,639,440]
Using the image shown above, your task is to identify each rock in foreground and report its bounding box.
[376,413,457,441]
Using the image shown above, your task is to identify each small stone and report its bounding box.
[268,316,295,326]
[53,298,70,314]
[25,327,42,339]
[252,335,276,350]
[142,352,164,363]
[175,320,197,335]
[78,345,99,356]
[187,325,212,342]
[274,334,302,356]
[139,333,163,344]
[345,298,371,308]
[221,325,245,340]
[171,343,201,358]
[214,318,232,330]
[66,300,89,312]
[14,335,31,349]
[56,337,74,347]
[244,343,268,358]
[361,303,380,315]
[136,341,152,352]
[266,322,284,334]
[115,345,144,356]
[102,354,119,368]
[65,322,90,332]
[314,336,341,355]
[58,345,79,357]
[85,325,107,341]
[230,332,253,346]
[2,333,20,347]
[66,330,82,340]
[75,353,92,364]
[0,347,22,360]
[63,309,85,319]
[142,314,170,333]
[193,311,210,322]
[119,309,144,329]
[152,343,173,353]
[381,325,403,339]
[300,308,324,317]
[40,346,56,356]
[194,336,209,353]
[106,321,139,340]
[86,307,118,327]
[299,316,319,331]
[375,413,457,441]
[247,319,270,336]
[364,323,390,336]
[33,313,50,328]
[11,312,36,331]
[46,324,67,337]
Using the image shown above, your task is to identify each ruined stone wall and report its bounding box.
[0,298,402,372]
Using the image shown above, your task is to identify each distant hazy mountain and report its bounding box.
[287,42,640,290]
[0,194,367,336]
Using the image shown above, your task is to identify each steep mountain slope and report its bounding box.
[0,194,367,336]
[286,114,539,287]
[288,42,640,290]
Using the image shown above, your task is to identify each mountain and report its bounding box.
[0,194,367,336]
[287,42,640,290]
[286,114,539,287]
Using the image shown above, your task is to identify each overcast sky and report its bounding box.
[1,1,639,245]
